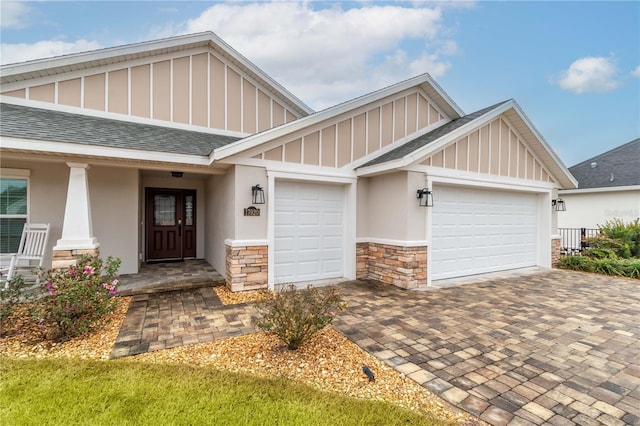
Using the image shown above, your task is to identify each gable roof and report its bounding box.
[212,73,464,161]
[357,99,578,189]
[568,138,640,189]
[361,101,509,168]
[0,102,240,156]
[0,31,313,117]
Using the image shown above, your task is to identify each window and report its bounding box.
[0,170,29,254]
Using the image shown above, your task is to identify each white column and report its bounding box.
[54,163,100,250]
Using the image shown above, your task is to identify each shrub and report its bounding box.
[597,218,640,258]
[255,285,347,350]
[558,255,640,279]
[32,255,121,340]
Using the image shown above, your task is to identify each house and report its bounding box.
[558,139,640,231]
[0,32,577,291]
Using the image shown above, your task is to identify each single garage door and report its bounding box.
[431,185,538,281]
[274,181,344,284]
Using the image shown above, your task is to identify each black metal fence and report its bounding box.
[558,228,599,255]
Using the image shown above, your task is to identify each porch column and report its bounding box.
[52,163,100,269]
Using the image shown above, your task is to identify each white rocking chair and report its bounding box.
[1,223,50,287]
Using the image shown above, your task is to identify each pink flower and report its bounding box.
[84,266,94,276]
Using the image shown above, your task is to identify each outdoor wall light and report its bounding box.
[552,198,566,211]
[251,184,265,204]
[416,188,433,207]
[171,171,184,178]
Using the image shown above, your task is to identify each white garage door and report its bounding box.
[431,185,538,281]
[274,181,344,283]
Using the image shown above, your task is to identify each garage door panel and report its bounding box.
[275,181,344,283]
[432,185,537,280]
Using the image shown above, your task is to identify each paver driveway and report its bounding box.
[333,270,640,426]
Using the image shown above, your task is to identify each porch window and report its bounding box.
[0,172,29,254]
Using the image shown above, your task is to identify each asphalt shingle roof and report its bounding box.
[568,138,640,189]
[360,100,510,168]
[0,103,241,156]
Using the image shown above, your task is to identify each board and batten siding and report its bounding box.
[422,117,556,183]
[1,51,300,134]
[248,90,447,168]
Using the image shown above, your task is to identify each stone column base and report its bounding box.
[551,237,561,268]
[356,241,427,289]
[225,244,268,292]
[52,247,101,270]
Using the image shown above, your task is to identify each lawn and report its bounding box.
[0,357,451,426]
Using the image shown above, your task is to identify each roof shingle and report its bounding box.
[568,138,640,189]
[360,100,510,168]
[0,103,241,156]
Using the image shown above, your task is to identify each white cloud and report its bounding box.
[180,2,455,109]
[556,56,620,94]
[631,65,640,78]
[0,39,102,65]
[1,1,31,29]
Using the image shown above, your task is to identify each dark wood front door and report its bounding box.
[146,188,196,261]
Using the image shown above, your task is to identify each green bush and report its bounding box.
[255,285,347,350]
[597,218,640,258]
[558,255,640,278]
[31,255,121,340]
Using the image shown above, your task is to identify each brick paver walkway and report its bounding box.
[111,286,256,358]
[333,270,640,426]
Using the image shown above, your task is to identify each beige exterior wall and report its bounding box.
[1,49,302,134]
[0,160,140,274]
[234,165,268,241]
[205,169,236,273]
[90,166,139,274]
[358,171,427,241]
[421,116,555,184]
[0,160,68,270]
[557,189,640,229]
[246,89,447,168]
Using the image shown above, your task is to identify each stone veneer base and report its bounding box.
[225,244,268,292]
[52,247,101,270]
[551,237,561,268]
[356,242,427,289]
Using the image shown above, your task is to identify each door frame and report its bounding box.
[144,187,197,262]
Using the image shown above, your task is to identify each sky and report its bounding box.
[1,1,639,167]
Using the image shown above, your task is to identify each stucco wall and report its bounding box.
[205,169,235,273]
[234,165,268,240]
[0,160,68,270]
[363,171,427,241]
[90,166,139,274]
[557,189,640,229]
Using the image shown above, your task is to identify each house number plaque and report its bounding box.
[244,206,260,216]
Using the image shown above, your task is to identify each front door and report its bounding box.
[145,188,196,261]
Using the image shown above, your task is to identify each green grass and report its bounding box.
[0,357,449,426]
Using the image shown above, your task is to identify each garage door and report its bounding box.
[274,181,344,283]
[431,185,538,281]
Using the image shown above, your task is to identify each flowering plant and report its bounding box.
[33,254,121,340]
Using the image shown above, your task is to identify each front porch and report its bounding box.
[117,259,225,296]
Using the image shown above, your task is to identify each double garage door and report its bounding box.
[274,181,344,284]
[431,185,538,281]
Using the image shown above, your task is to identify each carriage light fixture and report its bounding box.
[416,188,433,207]
[251,184,265,204]
[552,198,566,211]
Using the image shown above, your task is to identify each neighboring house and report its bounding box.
[0,32,577,291]
[558,139,640,231]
